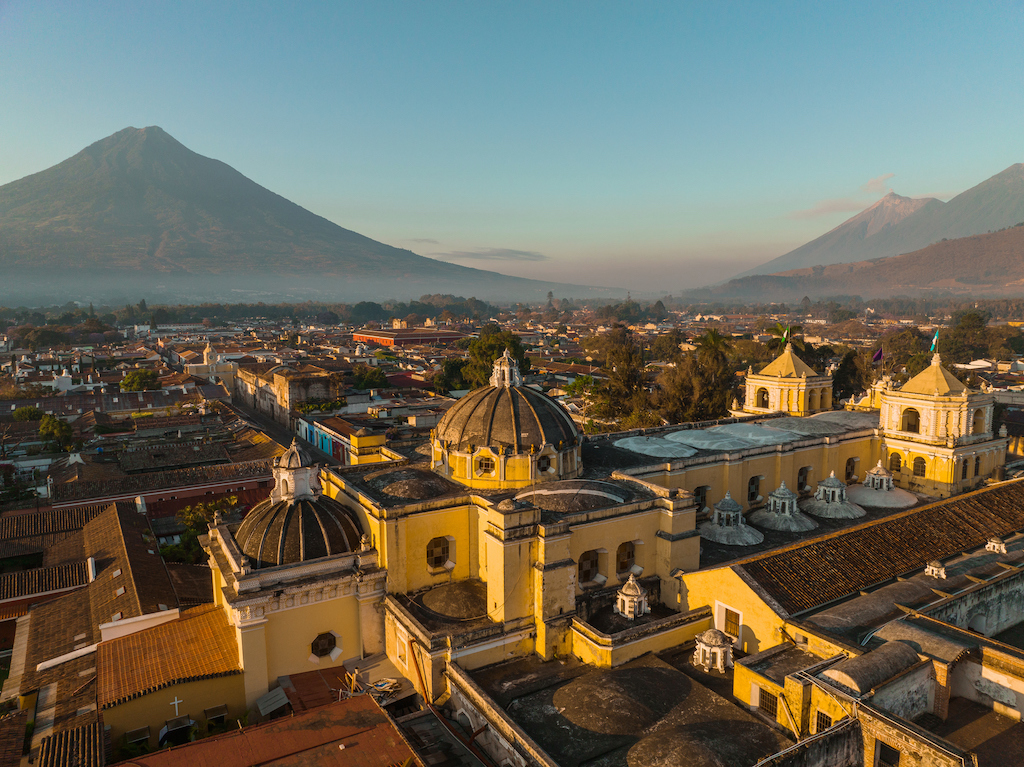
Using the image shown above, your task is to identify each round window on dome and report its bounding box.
[311,632,337,658]
[537,455,552,473]
[476,456,495,475]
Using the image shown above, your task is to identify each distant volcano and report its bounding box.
[736,163,1024,278]
[0,126,613,304]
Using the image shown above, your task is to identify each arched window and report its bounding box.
[797,466,811,492]
[756,388,769,409]
[913,457,926,477]
[616,542,635,574]
[578,550,599,584]
[962,459,969,480]
[889,453,902,473]
[975,455,982,477]
[747,476,761,503]
[693,485,710,512]
[281,479,290,495]
[845,457,857,482]
[808,389,820,411]
[901,408,920,433]
[973,409,986,436]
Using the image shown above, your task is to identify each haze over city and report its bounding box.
[2,1,1022,291]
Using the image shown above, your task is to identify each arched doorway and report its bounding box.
[973,409,986,435]
[901,408,921,433]
[756,388,769,409]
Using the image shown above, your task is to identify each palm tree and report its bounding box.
[766,322,804,353]
[696,328,731,370]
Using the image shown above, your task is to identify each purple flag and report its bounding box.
[872,348,884,363]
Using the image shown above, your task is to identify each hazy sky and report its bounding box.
[2,1,1022,293]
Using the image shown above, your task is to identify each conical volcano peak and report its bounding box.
[0,126,607,303]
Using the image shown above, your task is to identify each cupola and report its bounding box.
[431,350,582,489]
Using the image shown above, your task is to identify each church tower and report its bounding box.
[879,353,1007,497]
[743,343,833,417]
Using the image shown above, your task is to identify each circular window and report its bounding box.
[311,632,337,658]
[537,455,551,473]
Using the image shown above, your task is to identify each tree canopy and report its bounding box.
[120,369,160,391]
[463,327,529,389]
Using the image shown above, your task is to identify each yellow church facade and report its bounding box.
[189,346,1008,717]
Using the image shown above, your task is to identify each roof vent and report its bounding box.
[924,560,947,579]
[986,537,1007,554]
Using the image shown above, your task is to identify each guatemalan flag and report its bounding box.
[930,330,939,352]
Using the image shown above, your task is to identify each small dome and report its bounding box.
[277,439,313,470]
[770,481,797,500]
[714,492,742,513]
[235,495,363,569]
[514,480,630,514]
[820,471,845,488]
[697,628,733,648]
[866,460,892,478]
[619,573,646,597]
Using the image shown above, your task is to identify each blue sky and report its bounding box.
[1,1,1022,292]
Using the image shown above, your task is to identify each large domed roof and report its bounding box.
[234,494,363,569]
[436,365,579,452]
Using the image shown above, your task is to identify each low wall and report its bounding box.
[445,662,560,767]
[570,606,711,668]
[754,719,862,767]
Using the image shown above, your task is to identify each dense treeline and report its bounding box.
[0,295,500,334]
[667,295,1024,321]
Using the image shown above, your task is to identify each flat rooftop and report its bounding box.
[919,697,1024,767]
[472,651,791,767]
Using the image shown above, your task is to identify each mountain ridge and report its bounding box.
[0,126,617,304]
[691,223,1024,302]
[736,163,1024,278]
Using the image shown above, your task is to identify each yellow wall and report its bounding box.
[390,504,479,594]
[570,614,711,668]
[682,566,785,655]
[567,512,661,590]
[262,594,361,683]
[649,437,878,512]
[104,673,246,750]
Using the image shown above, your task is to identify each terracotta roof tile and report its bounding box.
[97,604,240,709]
[109,695,419,767]
[0,507,102,540]
[50,461,272,504]
[736,480,1024,615]
[0,709,27,767]
[36,721,105,767]
[0,562,88,602]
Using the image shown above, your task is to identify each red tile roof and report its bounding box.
[736,480,1024,615]
[109,695,420,767]
[97,604,240,709]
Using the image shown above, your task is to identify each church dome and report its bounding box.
[435,354,579,452]
[431,350,583,490]
[235,494,363,569]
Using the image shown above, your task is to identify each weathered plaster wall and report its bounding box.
[870,661,934,722]
[926,569,1024,639]
[753,718,862,767]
